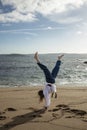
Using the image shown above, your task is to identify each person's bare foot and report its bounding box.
[34,52,40,63]
[34,52,38,59]
[58,54,64,60]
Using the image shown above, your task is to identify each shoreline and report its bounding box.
[0,83,87,88]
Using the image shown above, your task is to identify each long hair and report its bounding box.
[38,90,44,102]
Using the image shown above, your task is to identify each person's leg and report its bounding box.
[51,54,64,79]
[34,52,55,83]
[38,62,55,83]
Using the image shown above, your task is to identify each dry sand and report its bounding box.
[0,86,87,130]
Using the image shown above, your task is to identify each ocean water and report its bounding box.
[0,54,87,87]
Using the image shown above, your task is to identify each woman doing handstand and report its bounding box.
[34,52,64,110]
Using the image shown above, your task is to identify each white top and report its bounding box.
[43,83,56,107]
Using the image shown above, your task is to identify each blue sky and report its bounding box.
[0,0,87,54]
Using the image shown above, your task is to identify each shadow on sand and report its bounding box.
[0,104,87,130]
[0,108,46,130]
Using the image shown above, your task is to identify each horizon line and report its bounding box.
[0,52,87,55]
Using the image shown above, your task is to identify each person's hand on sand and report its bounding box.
[55,93,57,98]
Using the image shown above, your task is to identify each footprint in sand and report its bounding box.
[70,109,87,116]
[0,116,6,120]
[32,114,42,118]
[65,116,75,118]
[0,111,6,120]
[48,108,60,112]
[52,113,59,118]
[65,109,87,121]
[82,119,87,122]
[49,104,87,122]
[5,108,17,112]
[0,112,5,115]
[56,104,69,108]
[56,104,87,116]
[56,104,70,111]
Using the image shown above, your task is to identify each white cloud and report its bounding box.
[76,30,87,36]
[0,26,66,34]
[37,0,84,15]
[0,0,87,24]
[0,28,38,36]
[77,31,83,35]
[47,26,52,30]
[0,0,38,23]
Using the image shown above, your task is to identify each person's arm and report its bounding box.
[51,92,54,98]
[55,92,57,98]
[51,84,57,98]
[51,92,57,98]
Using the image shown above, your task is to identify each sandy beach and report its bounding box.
[0,86,87,130]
